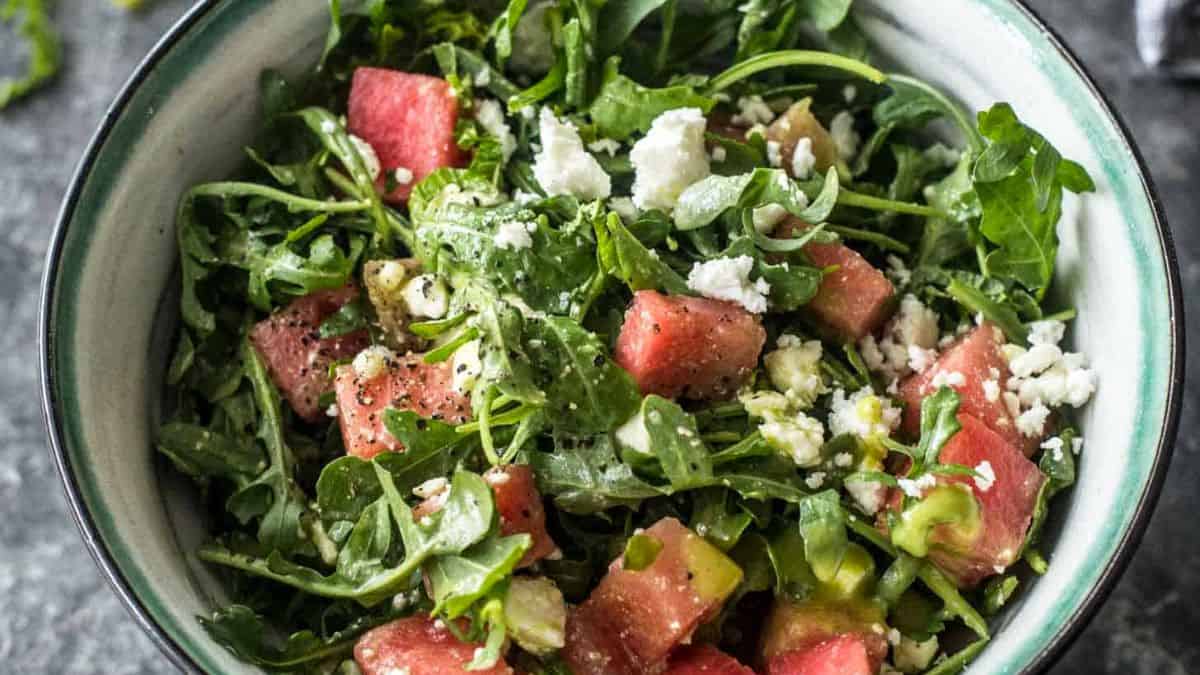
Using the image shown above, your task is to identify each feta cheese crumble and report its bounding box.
[974,461,996,492]
[615,412,651,454]
[495,220,536,250]
[452,339,483,393]
[830,111,861,161]
[686,256,770,313]
[859,294,941,382]
[533,108,612,200]
[353,345,397,380]
[608,196,639,223]
[930,370,966,389]
[630,107,711,211]
[588,138,621,156]
[731,95,776,127]
[763,337,827,408]
[828,387,901,439]
[790,136,817,179]
[766,140,784,167]
[898,473,937,498]
[846,477,885,515]
[805,471,827,490]
[761,413,826,467]
[401,274,450,319]
[476,99,517,162]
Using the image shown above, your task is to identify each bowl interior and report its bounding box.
[42,1,1178,673]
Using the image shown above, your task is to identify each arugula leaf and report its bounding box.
[767,527,819,601]
[526,315,642,434]
[797,490,849,583]
[640,396,715,489]
[0,0,60,109]
[529,434,663,513]
[913,386,962,474]
[224,342,311,556]
[674,168,838,232]
[797,0,853,32]
[944,278,1029,344]
[597,0,672,54]
[875,74,983,151]
[156,422,264,484]
[491,0,530,67]
[595,212,691,294]
[427,533,531,617]
[735,0,799,61]
[434,42,521,101]
[589,58,716,141]
[917,156,979,268]
[200,605,389,670]
[972,103,1095,295]
[690,488,753,551]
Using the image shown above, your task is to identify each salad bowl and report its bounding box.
[40,0,1182,673]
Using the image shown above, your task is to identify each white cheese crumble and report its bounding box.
[761,413,826,467]
[401,274,450,319]
[685,256,771,314]
[859,294,940,382]
[828,387,901,439]
[630,107,711,211]
[766,140,784,168]
[615,412,651,454]
[373,260,410,293]
[843,84,859,103]
[393,166,414,185]
[495,220,537,250]
[1028,319,1066,346]
[1016,401,1050,437]
[790,136,817,179]
[805,471,827,490]
[452,339,483,393]
[898,473,937,498]
[474,69,491,87]
[349,134,382,180]
[930,370,966,389]
[731,95,776,126]
[710,145,727,163]
[476,99,517,162]
[974,460,996,492]
[763,337,827,408]
[982,378,1001,403]
[885,254,912,287]
[751,203,790,234]
[1041,436,1066,461]
[352,345,397,381]
[834,452,854,468]
[533,108,612,200]
[830,111,861,161]
[609,196,639,223]
[588,138,621,156]
[846,478,885,515]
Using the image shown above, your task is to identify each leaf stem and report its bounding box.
[190,182,372,213]
[837,189,944,217]
[706,50,886,95]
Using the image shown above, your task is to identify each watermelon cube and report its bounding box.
[766,99,839,176]
[353,614,513,675]
[897,322,1037,454]
[766,634,882,675]
[775,218,895,342]
[562,518,744,674]
[665,645,755,675]
[348,68,465,203]
[760,598,888,669]
[615,291,766,400]
[925,414,1046,587]
[333,355,470,459]
[412,465,559,568]
[249,286,369,422]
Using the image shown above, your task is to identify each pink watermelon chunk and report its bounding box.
[776,218,895,342]
[925,414,1046,587]
[333,355,471,459]
[562,518,744,674]
[614,291,766,400]
[766,635,881,675]
[249,286,369,422]
[665,645,755,675]
[897,322,1038,455]
[348,68,465,203]
[353,614,513,675]
[412,465,558,568]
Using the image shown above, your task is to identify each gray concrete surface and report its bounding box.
[0,1,1195,672]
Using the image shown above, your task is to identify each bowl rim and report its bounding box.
[38,1,1184,673]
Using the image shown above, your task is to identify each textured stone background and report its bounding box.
[1,1,1196,673]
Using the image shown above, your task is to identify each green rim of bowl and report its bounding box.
[39,1,1183,673]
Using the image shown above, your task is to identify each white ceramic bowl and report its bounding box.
[40,1,1183,673]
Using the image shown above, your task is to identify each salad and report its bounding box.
[157,1,1098,674]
